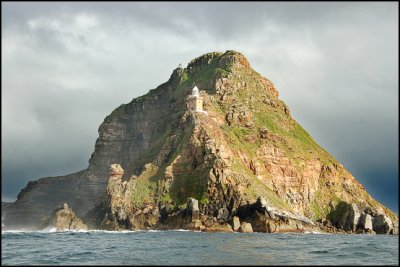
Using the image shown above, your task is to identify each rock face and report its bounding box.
[3,58,187,230]
[3,171,107,230]
[41,203,88,231]
[4,50,398,234]
[359,213,373,233]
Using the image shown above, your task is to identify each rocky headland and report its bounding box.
[3,50,398,234]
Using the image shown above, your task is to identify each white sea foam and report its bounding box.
[40,226,57,233]
[2,229,35,233]
[2,228,213,234]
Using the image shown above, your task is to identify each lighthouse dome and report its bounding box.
[192,85,199,96]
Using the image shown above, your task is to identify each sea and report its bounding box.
[1,230,399,265]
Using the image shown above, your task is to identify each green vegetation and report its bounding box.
[181,71,189,82]
[252,107,336,165]
[220,125,259,157]
[173,55,230,99]
[189,58,220,84]
[159,192,172,203]
[308,190,342,220]
[169,170,209,205]
[200,195,209,205]
[131,164,159,207]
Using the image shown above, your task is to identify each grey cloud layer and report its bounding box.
[2,2,398,212]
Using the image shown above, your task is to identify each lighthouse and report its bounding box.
[187,85,203,113]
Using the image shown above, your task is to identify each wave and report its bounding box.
[2,228,201,234]
[303,230,331,235]
[2,229,37,233]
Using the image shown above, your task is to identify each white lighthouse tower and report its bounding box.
[187,85,204,113]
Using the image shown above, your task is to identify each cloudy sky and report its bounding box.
[2,2,398,213]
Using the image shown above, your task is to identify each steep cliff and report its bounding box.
[98,51,398,234]
[4,50,398,234]
[3,56,186,229]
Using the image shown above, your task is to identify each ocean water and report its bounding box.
[1,230,398,265]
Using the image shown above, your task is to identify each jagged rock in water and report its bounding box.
[41,203,88,231]
[4,50,398,234]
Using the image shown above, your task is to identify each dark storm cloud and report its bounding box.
[2,2,398,213]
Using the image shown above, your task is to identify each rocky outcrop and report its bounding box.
[100,164,131,230]
[3,170,107,230]
[41,203,88,231]
[359,213,373,232]
[235,197,318,233]
[373,214,394,234]
[4,50,398,234]
[188,198,200,221]
[328,202,398,234]
[239,222,253,233]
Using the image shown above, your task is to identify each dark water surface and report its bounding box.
[1,230,399,265]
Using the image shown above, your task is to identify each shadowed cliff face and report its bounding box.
[3,51,398,233]
[2,52,223,229]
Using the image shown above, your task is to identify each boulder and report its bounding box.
[232,216,241,231]
[188,198,199,220]
[239,222,253,233]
